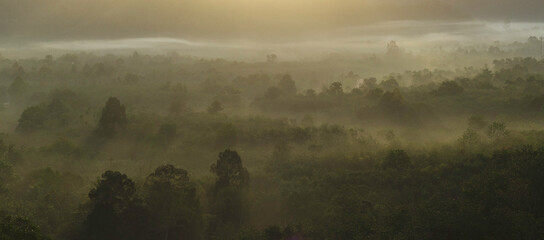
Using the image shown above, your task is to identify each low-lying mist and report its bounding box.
[2,1,544,239]
[2,20,543,61]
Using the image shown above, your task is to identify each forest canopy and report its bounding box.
[2,1,544,239]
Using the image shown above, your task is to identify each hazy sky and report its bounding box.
[1,0,543,55]
[1,0,542,41]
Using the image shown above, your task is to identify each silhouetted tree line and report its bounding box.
[64,149,249,240]
[4,53,544,240]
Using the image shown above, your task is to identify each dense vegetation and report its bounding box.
[2,39,544,239]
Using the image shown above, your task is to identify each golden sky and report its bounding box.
[0,0,542,43]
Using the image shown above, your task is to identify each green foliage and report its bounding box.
[458,128,482,148]
[16,106,47,133]
[15,168,85,237]
[209,150,250,238]
[211,149,249,191]
[436,80,464,95]
[380,88,404,112]
[381,149,413,170]
[0,160,13,196]
[0,140,22,164]
[487,121,508,139]
[5,52,544,240]
[267,146,544,239]
[16,98,72,133]
[0,140,18,211]
[366,87,384,99]
[46,98,69,126]
[144,165,203,240]
[84,171,146,240]
[0,215,50,240]
[87,171,137,213]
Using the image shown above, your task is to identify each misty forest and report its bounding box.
[2,1,544,240]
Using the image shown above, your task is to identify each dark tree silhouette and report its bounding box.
[208,150,250,238]
[16,106,46,133]
[15,98,70,133]
[380,78,400,91]
[380,88,404,112]
[436,80,464,95]
[327,82,344,95]
[84,171,146,240]
[144,165,203,240]
[46,98,69,127]
[386,41,401,56]
[97,97,127,137]
[211,150,249,190]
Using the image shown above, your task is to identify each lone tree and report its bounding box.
[97,97,127,137]
[144,165,203,240]
[327,82,344,95]
[84,171,146,240]
[208,150,249,238]
[386,41,401,56]
[211,150,249,191]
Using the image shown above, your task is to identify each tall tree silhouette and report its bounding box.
[84,171,146,240]
[208,150,249,239]
[144,165,203,240]
[97,97,127,137]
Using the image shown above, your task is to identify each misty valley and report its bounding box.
[1,34,544,240]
